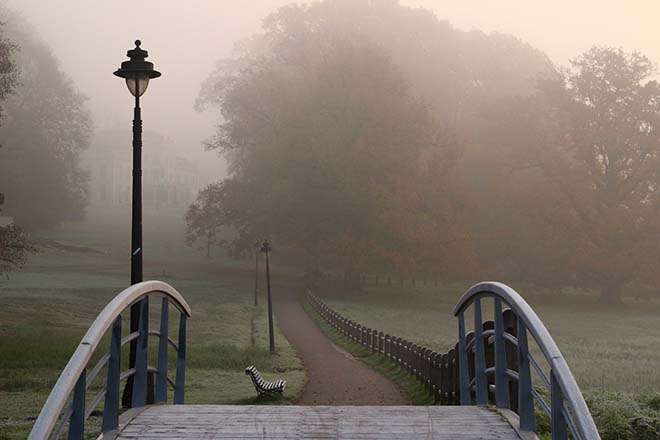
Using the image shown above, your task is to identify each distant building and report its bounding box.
[83,130,202,209]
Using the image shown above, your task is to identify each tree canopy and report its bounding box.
[0,8,92,230]
[196,19,456,282]
[479,47,660,303]
[0,21,16,123]
[185,183,226,258]
[192,0,660,303]
[0,18,35,277]
[193,1,559,283]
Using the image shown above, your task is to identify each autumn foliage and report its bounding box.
[188,1,660,303]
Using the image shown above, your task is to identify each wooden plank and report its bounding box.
[115,405,523,439]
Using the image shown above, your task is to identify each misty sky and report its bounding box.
[6,0,660,181]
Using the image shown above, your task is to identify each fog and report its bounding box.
[3,2,660,437]
[7,0,660,185]
[5,0,296,182]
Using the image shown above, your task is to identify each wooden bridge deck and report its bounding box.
[116,405,524,439]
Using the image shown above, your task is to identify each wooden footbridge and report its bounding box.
[28,281,601,439]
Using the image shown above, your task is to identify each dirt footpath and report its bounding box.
[272,283,409,405]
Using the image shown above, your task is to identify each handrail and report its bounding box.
[453,281,600,440]
[29,280,191,440]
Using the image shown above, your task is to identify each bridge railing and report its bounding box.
[307,282,601,440]
[454,282,600,440]
[28,281,192,440]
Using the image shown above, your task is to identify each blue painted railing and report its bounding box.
[28,281,191,440]
[454,282,600,440]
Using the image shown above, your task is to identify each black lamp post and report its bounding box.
[254,242,260,306]
[261,239,275,352]
[114,40,161,407]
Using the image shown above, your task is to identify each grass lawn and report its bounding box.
[0,208,304,439]
[318,283,660,395]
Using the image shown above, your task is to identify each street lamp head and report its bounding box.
[113,40,161,97]
[260,240,271,253]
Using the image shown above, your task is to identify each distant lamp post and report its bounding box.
[114,40,161,408]
[254,242,260,306]
[261,239,275,352]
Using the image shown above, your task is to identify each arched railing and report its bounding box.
[454,281,600,440]
[28,281,192,440]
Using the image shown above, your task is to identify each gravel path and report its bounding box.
[272,283,409,405]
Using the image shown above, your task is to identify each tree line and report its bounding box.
[190,1,660,304]
[0,7,91,276]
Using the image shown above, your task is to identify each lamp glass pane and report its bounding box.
[125,74,150,97]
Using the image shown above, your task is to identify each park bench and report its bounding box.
[245,365,286,397]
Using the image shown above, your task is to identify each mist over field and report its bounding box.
[1,1,659,439]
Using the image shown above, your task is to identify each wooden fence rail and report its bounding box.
[307,282,601,440]
[307,291,460,405]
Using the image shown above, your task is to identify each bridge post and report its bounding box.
[174,313,187,404]
[504,310,519,412]
[457,312,470,405]
[132,298,149,408]
[473,299,488,405]
[67,370,86,440]
[452,345,460,404]
[517,321,535,432]
[466,332,475,388]
[156,298,169,403]
[102,317,122,433]
[551,371,568,440]
[493,298,510,408]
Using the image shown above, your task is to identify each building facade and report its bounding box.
[83,130,202,209]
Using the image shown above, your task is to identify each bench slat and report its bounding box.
[245,366,286,396]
